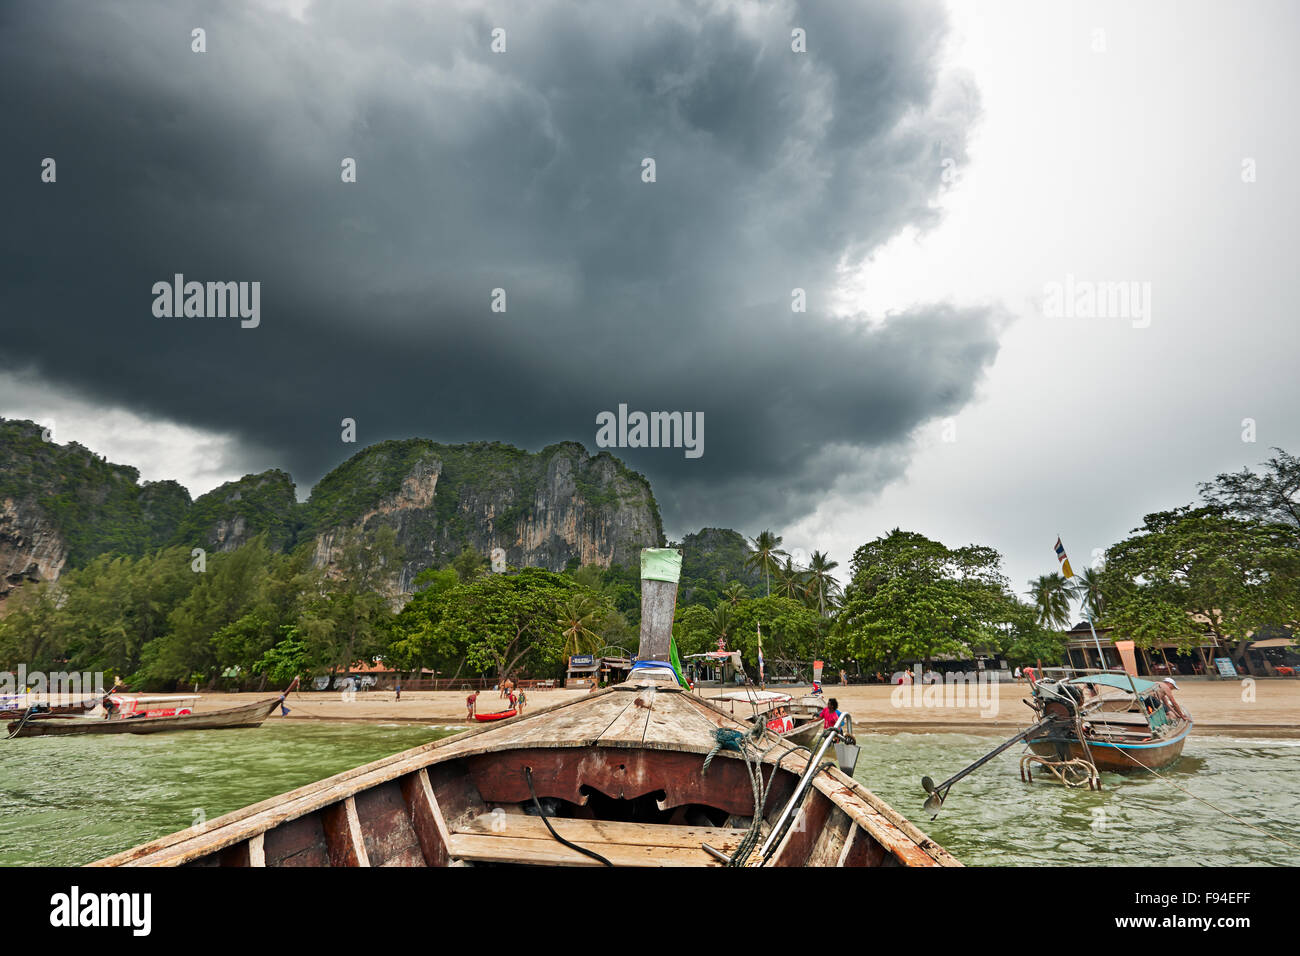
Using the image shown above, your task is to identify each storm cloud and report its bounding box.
[1,0,1001,532]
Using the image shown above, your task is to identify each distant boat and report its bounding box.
[472,708,516,722]
[920,668,1193,815]
[1023,671,1193,773]
[6,694,287,738]
[90,550,956,868]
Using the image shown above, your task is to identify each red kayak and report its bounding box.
[473,709,517,722]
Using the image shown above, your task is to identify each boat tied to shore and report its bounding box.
[920,667,1193,816]
[93,548,958,868]
[6,681,295,739]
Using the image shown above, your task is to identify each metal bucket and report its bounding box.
[835,741,860,775]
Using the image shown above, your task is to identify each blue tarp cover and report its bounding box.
[1067,673,1158,693]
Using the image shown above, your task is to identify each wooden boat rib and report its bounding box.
[6,695,284,737]
[91,549,958,868]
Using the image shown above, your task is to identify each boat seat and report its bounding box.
[445,813,750,866]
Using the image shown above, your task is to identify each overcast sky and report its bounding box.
[3,0,1297,605]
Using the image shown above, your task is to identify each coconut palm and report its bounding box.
[721,582,747,607]
[1027,573,1073,630]
[1072,566,1106,622]
[557,595,604,659]
[774,557,809,601]
[710,603,733,646]
[745,530,787,597]
[807,550,841,617]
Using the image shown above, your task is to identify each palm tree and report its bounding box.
[557,595,604,659]
[1072,566,1106,622]
[745,530,787,597]
[807,550,841,617]
[721,582,747,607]
[773,557,808,601]
[710,604,733,646]
[1027,573,1073,631]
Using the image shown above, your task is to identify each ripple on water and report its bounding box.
[852,733,1300,866]
[0,721,455,866]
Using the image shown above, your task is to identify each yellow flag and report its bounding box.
[1062,557,1074,578]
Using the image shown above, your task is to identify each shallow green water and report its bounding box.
[1,724,1295,866]
[852,733,1300,867]
[0,720,455,866]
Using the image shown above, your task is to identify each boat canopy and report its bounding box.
[1066,674,1157,693]
[710,690,791,703]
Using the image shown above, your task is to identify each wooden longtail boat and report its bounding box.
[1024,673,1193,773]
[920,669,1193,814]
[6,695,285,738]
[92,549,958,868]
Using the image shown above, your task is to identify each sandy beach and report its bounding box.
[187,678,1300,737]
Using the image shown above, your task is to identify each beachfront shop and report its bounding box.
[565,650,634,689]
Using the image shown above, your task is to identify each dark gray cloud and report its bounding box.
[0,0,1001,532]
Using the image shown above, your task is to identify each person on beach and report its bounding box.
[467,690,479,719]
[1151,677,1189,721]
[516,690,526,714]
[1014,666,1022,684]
[395,681,401,702]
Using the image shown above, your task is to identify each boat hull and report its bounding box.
[1027,720,1192,772]
[6,697,283,738]
[90,684,958,868]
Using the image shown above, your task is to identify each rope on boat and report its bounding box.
[700,725,785,866]
[523,766,613,866]
[1110,746,1300,852]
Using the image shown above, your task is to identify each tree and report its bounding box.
[1199,448,1300,528]
[557,595,605,659]
[451,546,489,583]
[806,550,841,617]
[773,557,809,602]
[833,530,1016,669]
[1027,572,1074,631]
[745,530,787,597]
[1101,505,1300,673]
[388,568,596,681]
[1071,565,1106,622]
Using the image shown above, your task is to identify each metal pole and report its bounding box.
[758,711,847,862]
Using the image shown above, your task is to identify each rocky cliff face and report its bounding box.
[0,496,67,601]
[0,419,665,604]
[174,470,299,553]
[306,440,664,592]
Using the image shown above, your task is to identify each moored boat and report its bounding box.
[920,668,1194,815]
[91,549,958,868]
[7,693,288,738]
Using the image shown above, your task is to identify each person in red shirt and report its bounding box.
[819,697,841,729]
[466,691,479,719]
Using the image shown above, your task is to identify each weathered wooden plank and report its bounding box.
[637,577,678,661]
[263,814,330,867]
[805,806,853,868]
[354,781,424,866]
[247,833,266,868]
[504,692,633,748]
[400,768,452,867]
[641,691,722,752]
[596,691,654,746]
[768,790,833,866]
[444,833,730,867]
[321,796,370,867]
[453,813,749,851]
